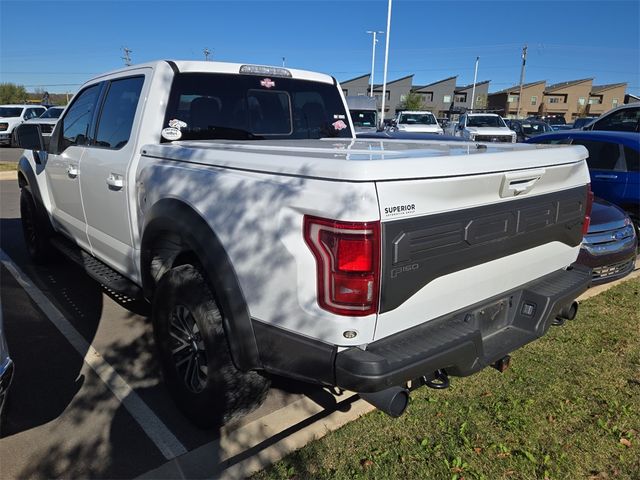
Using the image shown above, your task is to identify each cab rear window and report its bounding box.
[163,73,351,141]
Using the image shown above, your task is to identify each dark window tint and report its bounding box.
[593,107,640,132]
[533,137,572,145]
[61,84,101,148]
[573,139,623,170]
[163,73,351,141]
[623,146,639,172]
[95,76,144,149]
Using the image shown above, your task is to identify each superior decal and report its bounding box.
[384,204,416,216]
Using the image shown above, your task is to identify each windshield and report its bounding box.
[350,109,377,127]
[163,73,352,141]
[520,122,552,135]
[466,115,506,128]
[40,107,63,119]
[0,107,24,117]
[399,113,436,125]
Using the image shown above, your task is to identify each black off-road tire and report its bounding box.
[152,264,270,428]
[20,188,52,263]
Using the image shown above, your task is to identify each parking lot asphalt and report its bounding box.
[0,147,22,163]
[0,176,371,479]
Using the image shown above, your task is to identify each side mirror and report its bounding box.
[14,123,44,151]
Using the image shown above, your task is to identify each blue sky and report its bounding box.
[1,0,638,95]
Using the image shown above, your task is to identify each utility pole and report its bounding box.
[516,45,527,118]
[282,57,285,67]
[380,0,393,128]
[203,48,212,61]
[121,47,132,66]
[470,56,479,113]
[366,30,384,97]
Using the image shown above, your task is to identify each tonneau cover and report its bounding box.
[141,138,587,182]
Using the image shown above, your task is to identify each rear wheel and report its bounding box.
[20,189,52,263]
[152,264,269,428]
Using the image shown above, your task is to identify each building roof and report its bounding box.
[545,78,593,92]
[489,80,546,95]
[372,74,414,89]
[454,80,490,92]
[412,76,457,91]
[591,83,627,94]
[339,73,370,84]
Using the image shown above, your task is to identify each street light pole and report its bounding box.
[366,30,384,97]
[470,56,479,113]
[380,0,392,128]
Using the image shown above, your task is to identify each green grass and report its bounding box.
[0,161,17,172]
[253,278,640,480]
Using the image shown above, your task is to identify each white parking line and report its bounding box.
[0,248,188,460]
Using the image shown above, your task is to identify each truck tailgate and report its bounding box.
[375,161,590,340]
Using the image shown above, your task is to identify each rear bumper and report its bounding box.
[255,263,592,393]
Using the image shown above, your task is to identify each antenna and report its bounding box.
[203,48,212,61]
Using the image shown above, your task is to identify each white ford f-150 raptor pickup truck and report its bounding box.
[452,112,517,143]
[14,60,593,427]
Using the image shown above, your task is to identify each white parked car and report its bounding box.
[453,113,517,143]
[0,105,47,146]
[24,106,65,143]
[391,111,443,134]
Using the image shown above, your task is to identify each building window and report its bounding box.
[548,97,561,104]
[420,92,433,102]
[508,95,519,103]
[400,94,407,103]
[612,98,619,108]
[588,97,602,105]
[443,95,452,103]
[342,89,348,96]
[578,97,586,106]
[455,94,466,103]
[530,96,537,106]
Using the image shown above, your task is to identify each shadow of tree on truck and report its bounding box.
[3,141,375,478]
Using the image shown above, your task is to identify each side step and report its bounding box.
[50,236,142,299]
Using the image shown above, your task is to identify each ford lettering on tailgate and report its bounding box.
[380,186,588,313]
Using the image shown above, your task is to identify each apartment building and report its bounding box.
[487,81,547,118]
[541,78,593,121]
[454,80,490,111]
[412,76,458,118]
[587,83,627,116]
[340,73,371,97]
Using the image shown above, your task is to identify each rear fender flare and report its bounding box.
[141,198,261,371]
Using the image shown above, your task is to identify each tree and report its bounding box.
[0,83,27,104]
[398,91,426,111]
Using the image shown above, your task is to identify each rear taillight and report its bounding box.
[303,215,380,316]
[582,184,594,235]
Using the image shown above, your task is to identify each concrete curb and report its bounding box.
[0,170,18,181]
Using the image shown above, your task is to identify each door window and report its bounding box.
[60,84,101,150]
[593,107,640,132]
[572,139,624,171]
[623,146,639,172]
[94,76,144,149]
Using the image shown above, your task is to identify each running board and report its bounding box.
[50,236,142,299]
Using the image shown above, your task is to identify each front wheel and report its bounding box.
[20,189,52,263]
[152,264,269,428]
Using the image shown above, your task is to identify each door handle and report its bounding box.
[66,165,79,178]
[593,174,618,180]
[106,173,124,190]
